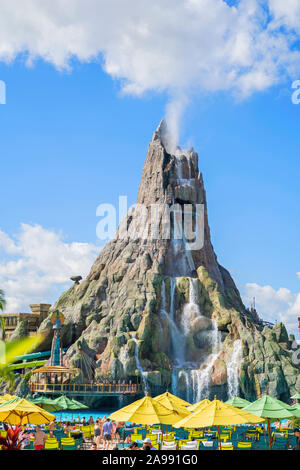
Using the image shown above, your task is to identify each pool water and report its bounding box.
[53,409,116,422]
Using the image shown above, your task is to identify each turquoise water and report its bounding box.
[53,409,115,422]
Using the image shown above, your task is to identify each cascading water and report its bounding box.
[132,333,149,393]
[159,278,185,396]
[181,278,200,335]
[162,275,222,402]
[187,319,222,402]
[227,339,242,398]
[163,153,224,401]
[119,344,128,376]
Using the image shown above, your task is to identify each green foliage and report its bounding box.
[0,289,5,341]
[0,367,15,392]
[0,318,43,392]
[0,289,5,312]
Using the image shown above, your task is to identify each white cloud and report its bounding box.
[0,1,300,143]
[0,224,98,312]
[269,0,300,33]
[242,279,300,336]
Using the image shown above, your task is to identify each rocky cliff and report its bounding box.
[36,121,300,404]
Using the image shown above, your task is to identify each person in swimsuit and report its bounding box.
[94,419,101,449]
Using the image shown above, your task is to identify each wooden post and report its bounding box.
[160,424,165,450]
[217,425,222,450]
[267,418,273,450]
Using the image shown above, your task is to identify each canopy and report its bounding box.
[225,396,251,409]
[174,396,265,428]
[109,393,183,425]
[0,397,55,425]
[289,404,300,417]
[153,391,191,408]
[53,395,88,410]
[242,395,296,450]
[187,398,211,412]
[31,365,77,375]
[242,395,295,420]
[174,396,264,451]
[153,392,191,418]
[29,396,64,412]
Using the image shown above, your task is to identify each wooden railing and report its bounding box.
[30,382,141,395]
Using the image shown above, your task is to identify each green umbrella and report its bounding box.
[225,397,251,440]
[242,395,295,449]
[271,397,300,417]
[54,395,88,410]
[225,396,251,408]
[53,395,88,422]
[30,396,63,413]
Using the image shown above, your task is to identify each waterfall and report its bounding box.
[181,278,200,335]
[119,344,128,376]
[168,278,184,362]
[132,334,149,393]
[160,275,223,402]
[160,279,167,313]
[167,277,186,394]
[227,339,242,398]
[190,319,222,401]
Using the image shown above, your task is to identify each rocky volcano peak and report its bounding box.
[35,122,300,405]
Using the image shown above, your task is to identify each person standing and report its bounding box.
[102,418,113,450]
[33,425,47,450]
[94,419,101,449]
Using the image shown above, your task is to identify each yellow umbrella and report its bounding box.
[0,394,17,403]
[154,392,191,417]
[153,391,191,448]
[174,396,265,450]
[0,397,55,425]
[109,393,183,426]
[154,391,191,408]
[187,398,211,412]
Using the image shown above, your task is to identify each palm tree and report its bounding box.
[0,289,5,312]
[0,289,5,341]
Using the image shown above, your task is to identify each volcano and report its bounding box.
[37,121,300,406]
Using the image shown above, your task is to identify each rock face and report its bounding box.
[37,121,300,405]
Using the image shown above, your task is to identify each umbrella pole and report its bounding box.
[267,418,273,450]
[217,425,221,451]
[160,424,164,450]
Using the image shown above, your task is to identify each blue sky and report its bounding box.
[0,1,300,336]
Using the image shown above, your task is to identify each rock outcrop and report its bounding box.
[37,121,300,404]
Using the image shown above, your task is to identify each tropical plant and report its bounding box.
[0,333,43,394]
[0,289,5,312]
[0,367,15,392]
[0,289,5,341]
[0,424,25,450]
[0,289,44,393]
[0,316,5,341]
